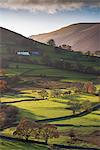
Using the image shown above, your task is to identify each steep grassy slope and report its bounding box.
[0,27,54,55]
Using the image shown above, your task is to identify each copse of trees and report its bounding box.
[74,82,96,94]
[0,69,6,76]
[13,118,59,144]
[67,100,92,115]
[0,80,8,93]
[50,89,62,98]
[83,82,96,94]
[47,39,56,47]
[38,89,48,99]
[61,44,72,51]
[41,56,100,75]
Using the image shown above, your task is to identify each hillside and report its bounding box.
[0,27,55,68]
[0,27,100,149]
[0,26,100,75]
[30,23,100,52]
[0,27,52,55]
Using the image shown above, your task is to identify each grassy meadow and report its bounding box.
[1,61,100,149]
[0,139,48,150]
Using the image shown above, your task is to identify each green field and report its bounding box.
[0,139,48,150]
[7,62,97,82]
[1,89,100,148]
[1,60,100,149]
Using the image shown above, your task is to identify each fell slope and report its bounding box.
[30,23,100,52]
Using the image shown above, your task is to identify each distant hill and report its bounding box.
[30,23,100,52]
[0,27,45,54]
[0,27,55,68]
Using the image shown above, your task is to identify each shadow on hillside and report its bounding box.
[92,113,100,116]
[19,108,46,121]
[62,94,81,101]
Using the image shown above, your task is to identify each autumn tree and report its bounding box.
[13,118,60,144]
[0,69,6,76]
[0,80,8,93]
[37,124,59,144]
[83,82,96,94]
[38,89,48,99]
[13,118,38,141]
[67,100,81,115]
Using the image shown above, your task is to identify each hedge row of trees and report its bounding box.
[13,118,59,144]
[37,82,97,100]
[42,56,100,75]
[37,89,62,99]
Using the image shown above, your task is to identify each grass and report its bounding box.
[1,90,99,123]
[6,62,97,82]
[1,33,100,149]
[1,90,100,148]
[1,61,100,148]
[0,139,48,150]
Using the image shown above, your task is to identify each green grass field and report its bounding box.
[1,89,100,148]
[6,62,97,82]
[1,61,100,149]
[0,139,48,150]
[11,98,100,126]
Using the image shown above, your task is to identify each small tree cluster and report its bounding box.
[74,82,96,94]
[67,100,92,115]
[47,39,56,47]
[50,89,62,98]
[61,44,72,51]
[0,80,8,93]
[0,69,6,76]
[83,82,96,94]
[38,89,48,99]
[13,118,59,144]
